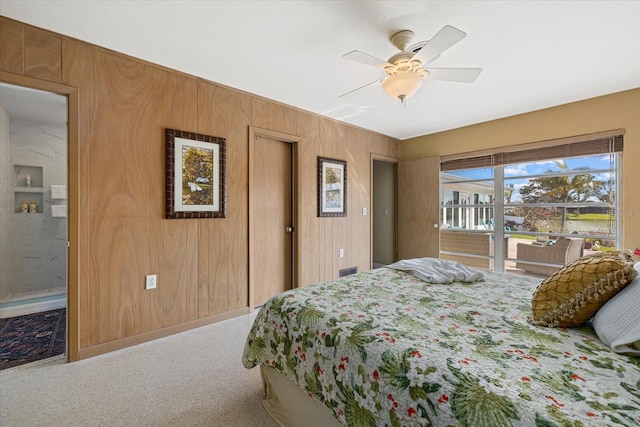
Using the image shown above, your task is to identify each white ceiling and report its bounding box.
[1,1,639,140]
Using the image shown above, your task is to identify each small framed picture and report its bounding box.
[166,129,226,219]
[317,156,347,217]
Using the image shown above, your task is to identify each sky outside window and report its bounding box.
[445,154,614,203]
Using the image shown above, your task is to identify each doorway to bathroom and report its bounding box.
[0,82,68,369]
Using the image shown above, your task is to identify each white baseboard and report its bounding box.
[0,295,66,318]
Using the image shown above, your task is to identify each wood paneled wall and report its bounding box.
[397,157,440,260]
[0,17,399,358]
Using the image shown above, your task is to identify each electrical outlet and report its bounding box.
[362,207,367,216]
[145,274,157,290]
[339,248,344,258]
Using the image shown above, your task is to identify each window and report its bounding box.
[439,132,622,276]
[441,170,493,230]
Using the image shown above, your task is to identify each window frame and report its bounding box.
[439,131,624,273]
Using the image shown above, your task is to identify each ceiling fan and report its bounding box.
[340,25,482,106]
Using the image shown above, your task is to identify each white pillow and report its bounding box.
[592,262,640,355]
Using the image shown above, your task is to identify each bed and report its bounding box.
[242,258,640,426]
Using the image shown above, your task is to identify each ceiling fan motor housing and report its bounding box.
[390,30,416,51]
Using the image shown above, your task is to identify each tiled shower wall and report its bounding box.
[0,108,67,301]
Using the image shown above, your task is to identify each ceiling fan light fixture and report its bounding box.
[341,25,478,104]
[382,73,424,103]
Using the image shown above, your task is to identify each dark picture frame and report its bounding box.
[166,128,226,219]
[317,156,347,217]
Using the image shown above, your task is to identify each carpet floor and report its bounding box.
[0,312,278,427]
[0,308,66,370]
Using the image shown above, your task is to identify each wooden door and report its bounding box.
[251,135,293,307]
[398,156,440,259]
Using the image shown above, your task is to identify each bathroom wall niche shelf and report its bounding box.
[13,165,45,213]
[13,187,44,193]
[14,191,44,213]
[14,164,44,188]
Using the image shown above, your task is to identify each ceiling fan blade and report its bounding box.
[342,50,393,69]
[425,68,482,83]
[411,25,467,65]
[339,79,384,99]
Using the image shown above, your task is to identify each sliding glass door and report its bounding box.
[439,134,622,276]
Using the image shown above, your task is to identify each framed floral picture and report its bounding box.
[317,156,347,217]
[166,128,226,219]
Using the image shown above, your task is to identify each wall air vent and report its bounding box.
[339,267,358,277]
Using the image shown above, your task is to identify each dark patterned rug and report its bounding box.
[0,308,66,370]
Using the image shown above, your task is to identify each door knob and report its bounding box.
[285,226,294,233]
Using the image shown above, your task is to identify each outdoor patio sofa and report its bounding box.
[515,237,585,276]
[440,229,495,269]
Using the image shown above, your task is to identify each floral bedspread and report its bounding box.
[242,267,640,426]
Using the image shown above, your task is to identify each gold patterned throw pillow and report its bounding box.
[528,250,637,327]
